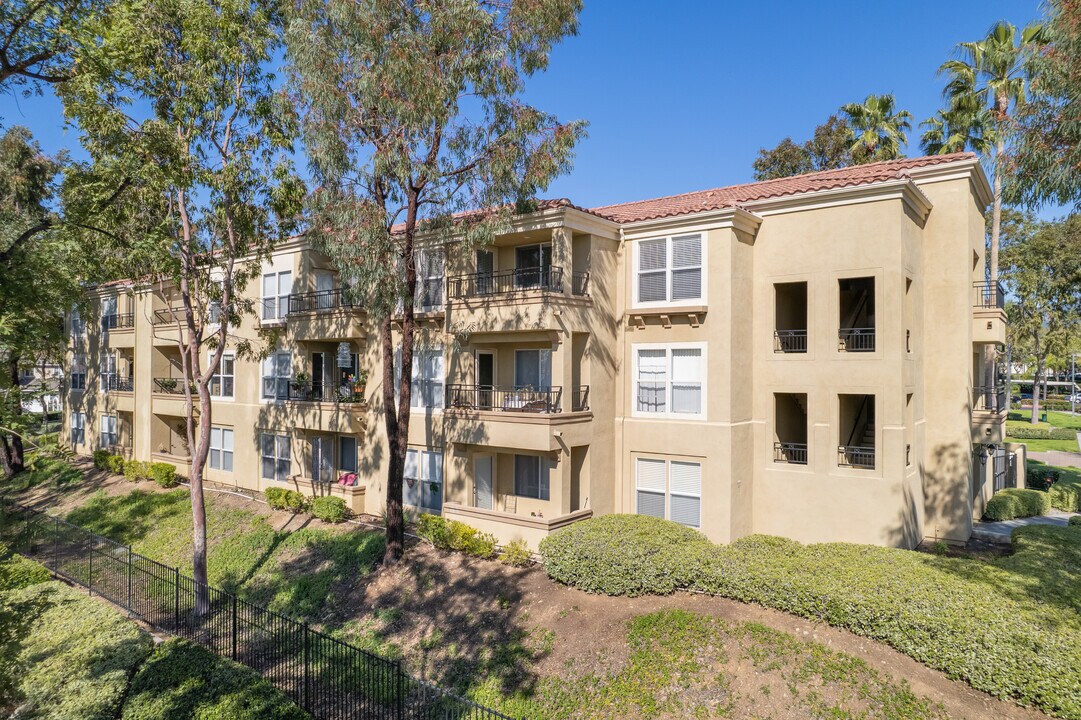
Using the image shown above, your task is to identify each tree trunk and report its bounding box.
[380,317,405,564]
[6,356,24,473]
[1031,363,1043,425]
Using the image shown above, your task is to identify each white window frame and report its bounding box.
[260,432,291,481]
[100,296,118,331]
[635,456,702,528]
[404,447,443,510]
[631,342,707,420]
[70,354,87,391]
[71,411,85,446]
[261,270,293,321]
[631,233,706,308]
[100,350,118,392]
[99,413,118,449]
[261,351,291,401]
[209,426,234,472]
[415,249,445,312]
[395,346,444,410]
[210,352,235,400]
[338,436,358,474]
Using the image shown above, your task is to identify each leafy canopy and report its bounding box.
[752,115,855,181]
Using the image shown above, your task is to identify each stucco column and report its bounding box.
[549,450,571,515]
[551,227,571,294]
[550,334,573,412]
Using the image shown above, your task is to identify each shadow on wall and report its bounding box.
[922,441,974,542]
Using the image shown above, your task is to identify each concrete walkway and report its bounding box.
[972,508,1079,544]
[1026,447,1081,469]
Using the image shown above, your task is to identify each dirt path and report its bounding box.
[9,467,1053,719]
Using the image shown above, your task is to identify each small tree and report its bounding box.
[287,0,586,563]
[1000,214,1081,423]
[61,0,301,594]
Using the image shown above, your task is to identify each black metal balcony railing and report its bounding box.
[152,307,187,325]
[101,313,135,331]
[153,377,191,395]
[286,381,365,404]
[838,328,875,352]
[973,280,1005,309]
[774,442,808,464]
[572,385,590,412]
[101,375,134,393]
[774,330,807,353]
[838,445,875,469]
[287,288,362,315]
[973,385,1007,414]
[445,384,578,414]
[448,266,590,300]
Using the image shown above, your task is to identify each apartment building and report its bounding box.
[62,152,1015,549]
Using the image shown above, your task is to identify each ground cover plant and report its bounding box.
[540,514,1081,718]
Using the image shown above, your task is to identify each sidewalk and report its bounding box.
[972,508,1079,544]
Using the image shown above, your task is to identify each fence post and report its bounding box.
[87,532,93,596]
[233,592,239,657]
[127,546,133,615]
[302,623,310,711]
[396,660,404,720]
[52,515,58,573]
[174,567,180,634]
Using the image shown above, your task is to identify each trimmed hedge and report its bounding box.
[1069,516,1081,527]
[538,514,708,596]
[984,488,1052,521]
[2,580,153,719]
[92,449,110,470]
[310,496,347,523]
[121,638,308,720]
[265,487,309,513]
[1007,425,1077,441]
[105,454,126,475]
[123,459,151,482]
[0,544,50,590]
[416,514,497,559]
[1028,466,1062,490]
[149,462,179,488]
[539,514,1081,717]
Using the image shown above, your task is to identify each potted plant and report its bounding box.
[354,369,369,398]
[159,378,178,393]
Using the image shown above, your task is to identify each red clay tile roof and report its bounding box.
[588,153,976,224]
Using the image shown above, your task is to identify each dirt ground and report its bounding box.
[10,465,1054,720]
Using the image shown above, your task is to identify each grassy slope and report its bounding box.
[1007,410,1081,452]
[65,488,384,622]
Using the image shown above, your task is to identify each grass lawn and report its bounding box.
[1011,408,1081,430]
[1010,436,1081,452]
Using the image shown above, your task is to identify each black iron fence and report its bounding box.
[447,266,590,300]
[973,280,1005,309]
[152,307,188,325]
[101,375,134,393]
[446,384,565,413]
[837,328,875,352]
[153,377,191,395]
[773,442,808,465]
[838,445,875,469]
[973,385,1007,414]
[288,288,362,315]
[773,330,807,353]
[3,504,518,720]
[288,381,366,404]
[101,313,135,331]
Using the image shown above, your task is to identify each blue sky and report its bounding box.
[2,0,1059,215]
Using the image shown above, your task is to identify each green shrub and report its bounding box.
[104,453,126,475]
[310,496,347,523]
[1050,473,1081,512]
[123,459,152,482]
[540,514,1081,718]
[498,538,533,567]
[3,581,153,719]
[1069,515,1081,527]
[539,514,710,596]
[92,449,110,470]
[1007,425,1077,440]
[416,514,497,559]
[148,462,179,488]
[984,488,1052,521]
[0,544,50,590]
[120,638,308,720]
[265,487,308,513]
[1027,466,1062,490]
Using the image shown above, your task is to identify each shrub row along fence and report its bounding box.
[4,503,518,720]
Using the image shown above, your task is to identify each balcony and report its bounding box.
[286,289,366,341]
[838,445,875,469]
[101,375,134,393]
[448,266,589,300]
[152,377,197,416]
[286,381,365,405]
[446,267,592,334]
[101,313,135,331]
[837,328,875,352]
[973,281,1007,345]
[972,385,1006,443]
[444,384,592,452]
[773,441,808,465]
[773,330,807,354]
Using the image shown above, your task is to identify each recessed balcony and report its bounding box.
[444,384,592,452]
[972,385,1006,443]
[973,281,1006,345]
[286,289,366,341]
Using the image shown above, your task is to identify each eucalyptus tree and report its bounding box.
[840,94,912,162]
[937,21,1046,283]
[60,0,302,595]
[287,0,587,563]
[1012,1,1081,210]
[0,0,96,95]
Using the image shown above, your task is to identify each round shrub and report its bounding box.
[123,460,151,482]
[311,495,347,523]
[984,488,1051,521]
[1069,515,1081,527]
[539,514,711,596]
[265,487,308,513]
[148,462,178,488]
[105,454,126,475]
[415,514,496,558]
[499,538,533,567]
[91,449,110,471]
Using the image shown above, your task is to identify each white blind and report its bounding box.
[669,461,701,496]
[636,458,666,492]
[671,348,703,415]
[671,235,701,267]
[670,495,701,528]
[638,239,666,271]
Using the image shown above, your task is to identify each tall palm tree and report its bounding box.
[840,94,913,162]
[920,91,994,156]
[938,20,1046,283]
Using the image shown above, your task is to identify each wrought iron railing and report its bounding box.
[153,377,191,395]
[973,280,1005,309]
[973,385,1007,414]
[773,442,808,464]
[3,504,519,720]
[152,307,187,325]
[445,384,568,413]
[572,385,590,412]
[287,288,362,315]
[571,271,590,296]
[774,330,807,353]
[838,445,875,469]
[102,375,134,393]
[101,313,135,331]
[286,381,365,404]
[838,328,875,352]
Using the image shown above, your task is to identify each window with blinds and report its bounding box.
[635,457,701,528]
[635,234,703,305]
[633,344,705,418]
